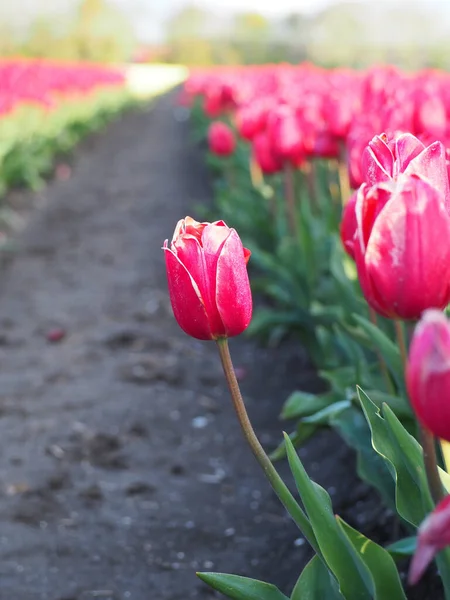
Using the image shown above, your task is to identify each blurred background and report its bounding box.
[1,0,450,69]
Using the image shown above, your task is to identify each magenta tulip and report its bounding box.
[361,133,450,209]
[409,494,450,585]
[208,122,236,157]
[354,175,450,319]
[406,310,450,441]
[163,217,252,341]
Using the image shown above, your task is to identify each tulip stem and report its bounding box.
[283,163,298,237]
[369,308,395,394]
[215,337,320,556]
[420,426,445,505]
[338,144,351,206]
[440,439,450,474]
[394,320,408,366]
[395,320,445,505]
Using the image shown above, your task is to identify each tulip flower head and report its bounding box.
[362,132,450,208]
[163,217,252,341]
[406,310,450,441]
[409,495,450,585]
[353,174,450,320]
[208,122,236,157]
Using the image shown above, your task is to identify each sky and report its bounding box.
[2,0,450,42]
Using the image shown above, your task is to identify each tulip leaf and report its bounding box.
[281,391,333,420]
[290,555,344,600]
[336,517,407,600]
[196,573,289,600]
[301,400,352,424]
[360,390,411,420]
[270,423,318,461]
[283,433,373,600]
[351,315,404,390]
[357,387,429,526]
[330,406,396,511]
[385,536,417,560]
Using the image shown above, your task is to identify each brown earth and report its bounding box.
[0,93,429,600]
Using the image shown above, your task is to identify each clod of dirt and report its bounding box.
[79,484,103,501]
[125,481,156,496]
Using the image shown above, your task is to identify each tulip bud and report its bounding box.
[163,217,252,341]
[354,175,450,319]
[208,122,236,157]
[406,310,450,441]
[409,494,450,585]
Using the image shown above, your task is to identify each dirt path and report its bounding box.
[0,94,372,600]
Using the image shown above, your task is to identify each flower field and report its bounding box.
[0,59,132,192]
[162,63,450,599]
[0,60,187,195]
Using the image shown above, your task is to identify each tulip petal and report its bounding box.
[408,543,437,586]
[163,247,212,340]
[365,177,450,319]
[215,229,252,337]
[392,132,424,174]
[405,141,450,210]
[362,135,393,185]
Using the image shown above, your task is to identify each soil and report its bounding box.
[0,93,434,600]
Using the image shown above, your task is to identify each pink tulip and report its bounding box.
[354,175,450,319]
[252,131,283,175]
[362,133,450,209]
[208,122,236,157]
[409,494,450,585]
[406,310,450,442]
[163,217,252,341]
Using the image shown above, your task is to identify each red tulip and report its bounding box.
[362,133,450,209]
[354,175,450,319]
[409,494,450,585]
[267,105,304,166]
[252,131,283,175]
[406,310,450,442]
[163,217,252,341]
[340,191,358,259]
[208,122,236,157]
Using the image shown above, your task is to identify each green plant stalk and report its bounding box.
[216,337,320,556]
[394,320,444,505]
[283,162,299,237]
[369,307,395,395]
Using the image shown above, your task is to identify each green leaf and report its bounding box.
[357,387,428,527]
[269,423,318,461]
[196,573,289,600]
[330,407,396,511]
[360,390,411,420]
[283,434,373,600]
[337,518,406,600]
[386,537,417,560]
[351,315,404,390]
[281,391,333,420]
[302,400,352,425]
[290,555,344,600]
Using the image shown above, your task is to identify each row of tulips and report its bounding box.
[0,59,130,194]
[164,63,450,599]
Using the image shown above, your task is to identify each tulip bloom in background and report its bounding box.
[406,310,450,442]
[409,495,450,585]
[163,216,252,340]
[207,121,236,157]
